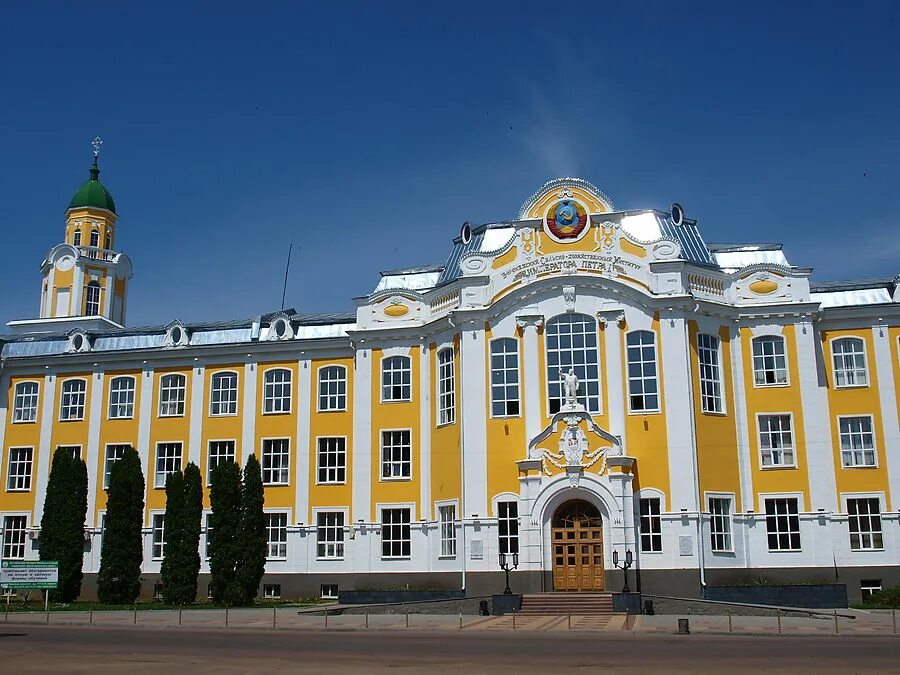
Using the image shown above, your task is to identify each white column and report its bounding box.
[137,366,154,487]
[795,320,837,511]
[659,313,700,511]
[295,357,312,525]
[188,363,205,468]
[729,325,755,513]
[516,314,544,447]
[240,358,257,464]
[418,342,432,521]
[32,372,58,524]
[459,324,487,518]
[0,373,8,482]
[598,310,626,445]
[102,273,113,317]
[872,325,900,510]
[84,370,104,527]
[351,347,372,523]
[71,264,84,316]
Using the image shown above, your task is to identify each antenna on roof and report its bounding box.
[280,237,294,311]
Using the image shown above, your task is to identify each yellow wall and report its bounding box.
[147,368,192,518]
[3,376,45,514]
[255,361,298,515]
[201,365,245,509]
[95,370,142,518]
[431,337,462,510]
[484,328,522,508]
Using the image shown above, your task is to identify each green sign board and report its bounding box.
[0,560,59,589]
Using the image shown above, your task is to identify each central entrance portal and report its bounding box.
[552,500,605,591]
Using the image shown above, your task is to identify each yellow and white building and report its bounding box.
[2,162,900,602]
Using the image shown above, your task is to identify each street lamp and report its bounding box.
[499,551,519,595]
[612,549,633,593]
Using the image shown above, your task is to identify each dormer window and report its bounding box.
[164,321,190,347]
[66,330,92,353]
[267,315,294,341]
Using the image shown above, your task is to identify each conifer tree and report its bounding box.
[236,453,266,604]
[181,462,203,604]
[159,471,186,604]
[39,448,88,602]
[97,446,145,604]
[208,460,242,605]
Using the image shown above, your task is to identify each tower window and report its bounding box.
[90,229,100,248]
[73,229,82,247]
[85,281,101,316]
[105,233,111,250]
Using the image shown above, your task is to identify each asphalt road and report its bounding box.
[1,625,898,673]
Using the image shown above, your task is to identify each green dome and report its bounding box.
[67,162,116,214]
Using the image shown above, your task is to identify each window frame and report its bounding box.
[497,500,520,556]
[697,333,725,415]
[262,367,293,415]
[381,355,412,403]
[489,337,521,418]
[437,500,458,559]
[6,447,34,492]
[380,428,412,481]
[316,436,347,485]
[209,370,239,417]
[838,415,878,468]
[843,494,884,552]
[264,510,290,560]
[85,280,101,316]
[757,412,797,469]
[59,378,87,421]
[545,313,602,415]
[317,364,348,413]
[151,512,166,560]
[261,437,291,486]
[158,373,187,418]
[762,494,802,552]
[154,441,183,489]
[108,375,136,420]
[206,439,237,484]
[639,496,663,553]
[103,443,130,489]
[437,346,456,426]
[751,335,789,387]
[706,493,734,554]
[830,336,869,389]
[626,329,661,414]
[380,505,413,560]
[314,508,347,560]
[1,514,29,559]
[12,380,40,424]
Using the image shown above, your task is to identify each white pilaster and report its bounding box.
[599,310,626,445]
[351,347,372,522]
[84,370,104,527]
[296,357,311,524]
[102,273,113,317]
[137,366,154,486]
[241,358,257,464]
[459,324,488,517]
[516,314,544,447]
[872,325,900,510]
[729,326,755,512]
[188,363,205,468]
[32,372,58,524]
[419,343,432,521]
[795,321,837,511]
[71,264,84,316]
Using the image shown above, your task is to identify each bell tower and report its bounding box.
[38,138,133,325]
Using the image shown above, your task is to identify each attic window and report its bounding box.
[165,322,189,347]
[268,317,293,340]
[66,330,91,353]
[171,326,183,344]
[72,334,85,351]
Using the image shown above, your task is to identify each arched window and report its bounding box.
[210,371,239,416]
[437,347,455,425]
[60,379,87,421]
[831,337,868,387]
[626,330,659,412]
[108,376,136,419]
[752,335,788,386]
[545,314,600,414]
[382,355,411,402]
[13,381,39,423]
[85,281,101,316]
[490,338,520,417]
[318,365,347,411]
[263,368,292,414]
[90,229,100,248]
[697,333,723,414]
[159,373,187,417]
[72,229,81,247]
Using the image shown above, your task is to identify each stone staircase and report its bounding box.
[518,593,615,616]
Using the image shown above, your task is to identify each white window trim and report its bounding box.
[59,377,88,422]
[206,438,237,483]
[312,506,349,561]
[377,501,416,560]
[261,367,293,416]
[704,491,736,554]
[260,436,292,486]
[756,412,798,469]
[380,355,413,404]
[840,492,886,552]
[435,498,459,560]
[158,373,187,418]
[208,370,240,417]
[379,428,413,482]
[837,414,879,469]
[697,333,727,416]
[316,364,349,413]
[636,489,665,554]
[102,442,131,490]
[544,313,603,415]
[489,337,521,419]
[829,336,870,390]
[12,380,40,424]
[149,509,166,561]
[751,334,791,389]
[436,347,456,427]
[107,375,137,420]
[153,440,183,489]
[5,447,34,492]
[315,435,348,486]
[759,491,805,553]
[0,511,31,560]
[57,445,83,460]
[263,508,291,561]
[626,329,662,415]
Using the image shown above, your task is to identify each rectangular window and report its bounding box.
[764,497,801,551]
[85,282,101,316]
[861,579,883,602]
[381,430,411,480]
[204,513,213,559]
[490,338,520,417]
[758,414,795,467]
[104,444,129,489]
[154,442,183,489]
[832,338,868,387]
[839,416,877,467]
[697,334,724,414]
[316,511,345,559]
[320,584,339,599]
[13,382,39,423]
[263,584,281,599]
[439,504,457,557]
[639,498,662,552]
[381,356,411,402]
[316,437,346,484]
[209,372,239,416]
[6,447,33,491]
[2,515,28,559]
[58,446,81,460]
[498,501,519,555]
[752,336,788,386]
[438,348,456,425]
[381,507,411,559]
[627,331,659,412]
[708,496,733,552]
[60,379,87,421]
[108,376,136,419]
[151,513,166,559]
[848,497,883,551]
[265,512,288,559]
[263,369,292,414]
[318,366,347,411]
[207,440,236,483]
[158,374,186,417]
[262,438,291,485]
[545,315,601,414]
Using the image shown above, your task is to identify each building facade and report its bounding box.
[2,162,900,603]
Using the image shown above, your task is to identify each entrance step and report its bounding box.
[518,593,615,616]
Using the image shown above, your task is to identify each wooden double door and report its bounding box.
[551,501,605,592]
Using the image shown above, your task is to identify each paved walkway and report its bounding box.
[2,607,898,637]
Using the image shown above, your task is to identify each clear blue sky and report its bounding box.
[2,1,899,327]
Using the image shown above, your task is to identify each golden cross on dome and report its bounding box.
[92,136,103,158]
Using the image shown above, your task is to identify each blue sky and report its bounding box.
[2,1,899,327]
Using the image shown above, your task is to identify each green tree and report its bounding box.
[159,471,186,604]
[39,448,88,602]
[208,460,242,605]
[236,453,266,604]
[97,446,145,604]
[181,462,203,603]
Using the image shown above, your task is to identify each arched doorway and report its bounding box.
[552,500,604,591]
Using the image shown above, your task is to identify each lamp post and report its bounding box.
[499,552,519,595]
[612,549,634,593]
